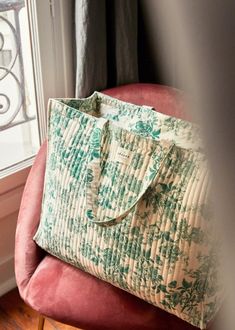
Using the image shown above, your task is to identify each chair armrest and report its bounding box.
[15,141,47,300]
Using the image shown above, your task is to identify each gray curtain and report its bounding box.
[75,0,138,97]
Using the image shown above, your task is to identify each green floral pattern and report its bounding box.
[34,92,221,329]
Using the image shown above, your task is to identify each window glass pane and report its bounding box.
[0,0,40,172]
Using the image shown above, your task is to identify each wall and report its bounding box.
[0,168,30,296]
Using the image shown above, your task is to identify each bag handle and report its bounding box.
[85,119,173,226]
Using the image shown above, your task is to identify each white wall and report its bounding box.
[0,167,30,296]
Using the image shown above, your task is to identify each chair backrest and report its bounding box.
[103,83,188,120]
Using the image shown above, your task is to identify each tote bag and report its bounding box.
[34,92,221,329]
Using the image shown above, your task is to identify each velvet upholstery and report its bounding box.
[15,84,214,330]
[103,83,189,120]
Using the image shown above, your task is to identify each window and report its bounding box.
[0,0,74,178]
[0,1,40,173]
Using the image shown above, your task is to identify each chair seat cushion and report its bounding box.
[25,254,198,330]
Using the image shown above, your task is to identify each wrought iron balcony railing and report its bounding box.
[0,0,35,131]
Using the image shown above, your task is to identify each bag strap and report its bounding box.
[85,119,173,226]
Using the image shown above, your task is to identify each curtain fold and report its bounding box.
[75,0,138,97]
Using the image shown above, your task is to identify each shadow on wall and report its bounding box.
[140,1,235,330]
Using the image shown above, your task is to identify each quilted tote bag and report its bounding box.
[34,92,221,329]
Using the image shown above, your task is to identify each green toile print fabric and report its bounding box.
[34,92,221,329]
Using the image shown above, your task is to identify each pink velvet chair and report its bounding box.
[15,84,215,330]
